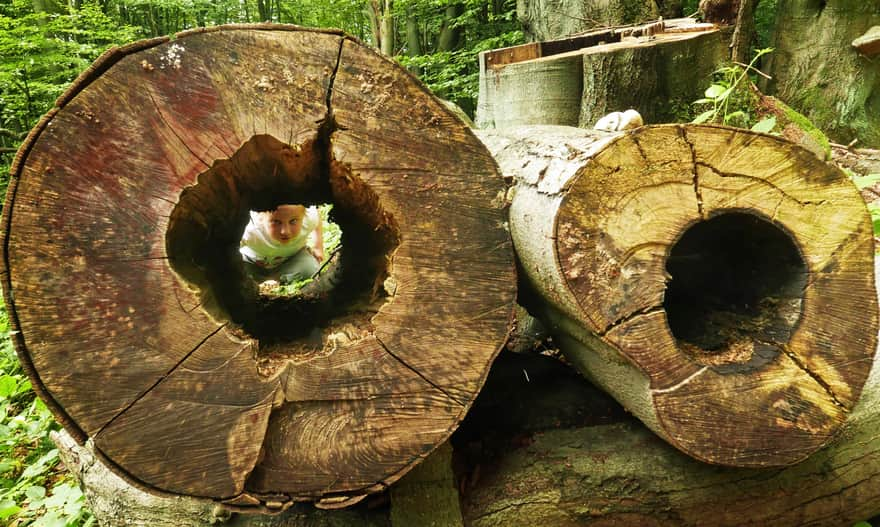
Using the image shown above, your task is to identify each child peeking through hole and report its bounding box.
[240,204,324,286]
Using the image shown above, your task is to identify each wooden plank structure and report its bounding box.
[479,124,878,467]
[475,18,728,129]
[0,25,517,511]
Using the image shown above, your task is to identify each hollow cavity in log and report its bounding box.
[166,133,400,350]
[2,25,516,507]
[664,212,807,372]
[480,124,878,467]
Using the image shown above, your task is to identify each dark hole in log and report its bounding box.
[165,134,400,349]
[663,212,807,369]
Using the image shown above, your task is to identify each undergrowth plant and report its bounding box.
[693,47,775,131]
[0,304,93,526]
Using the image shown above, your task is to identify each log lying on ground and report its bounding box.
[55,345,880,526]
[478,124,878,467]
[1,25,516,510]
[475,19,728,129]
[460,331,880,526]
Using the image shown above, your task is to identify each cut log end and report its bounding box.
[487,124,878,467]
[2,27,516,506]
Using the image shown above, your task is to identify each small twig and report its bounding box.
[732,61,772,80]
[830,138,860,150]
[0,147,18,154]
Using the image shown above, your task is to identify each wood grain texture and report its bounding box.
[1,26,515,507]
[479,124,878,467]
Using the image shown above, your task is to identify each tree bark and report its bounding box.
[478,124,878,467]
[461,365,880,525]
[55,339,880,526]
[476,21,730,129]
[517,0,683,42]
[763,0,880,148]
[2,25,516,510]
[436,5,465,52]
[730,0,756,63]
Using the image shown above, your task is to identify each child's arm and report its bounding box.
[311,216,324,263]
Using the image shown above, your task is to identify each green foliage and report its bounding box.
[396,30,522,113]
[692,47,773,128]
[754,0,779,49]
[0,1,141,196]
[0,304,93,526]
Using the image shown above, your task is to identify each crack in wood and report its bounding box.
[680,126,705,218]
[651,366,708,394]
[597,304,666,338]
[93,323,229,438]
[779,342,849,410]
[696,161,831,208]
[375,336,466,407]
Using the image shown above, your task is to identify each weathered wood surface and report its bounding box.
[478,124,878,467]
[56,346,880,526]
[2,25,516,509]
[476,20,730,129]
[461,350,880,526]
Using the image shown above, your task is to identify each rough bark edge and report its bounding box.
[4,26,517,508]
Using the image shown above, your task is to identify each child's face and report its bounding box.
[266,205,306,244]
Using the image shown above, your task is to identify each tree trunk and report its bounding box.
[1,25,516,511]
[517,0,683,42]
[475,20,730,129]
[55,341,880,526]
[763,0,880,148]
[730,0,756,63]
[436,5,465,52]
[404,6,422,75]
[380,0,395,56]
[477,124,878,467]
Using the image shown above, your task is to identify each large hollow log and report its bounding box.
[1,25,516,509]
[478,124,879,467]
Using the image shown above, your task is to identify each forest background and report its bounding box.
[3,0,874,526]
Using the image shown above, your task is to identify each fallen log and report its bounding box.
[55,344,880,526]
[478,124,879,467]
[460,332,880,526]
[1,25,516,509]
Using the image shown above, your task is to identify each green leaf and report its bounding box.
[693,110,716,124]
[21,448,58,478]
[0,498,21,519]
[852,522,872,527]
[704,84,727,99]
[0,375,16,398]
[723,110,746,123]
[25,484,46,501]
[751,116,777,133]
[851,173,880,190]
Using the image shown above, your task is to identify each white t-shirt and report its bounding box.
[239,206,320,269]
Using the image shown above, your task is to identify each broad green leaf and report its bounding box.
[693,110,716,124]
[0,375,16,398]
[851,173,880,190]
[852,522,872,527]
[723,110,746,123]
[704,84,727,99]
[0,498,21,519]
[25,484,46,501]
[751,116,777,133]
[21,448,58,478]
